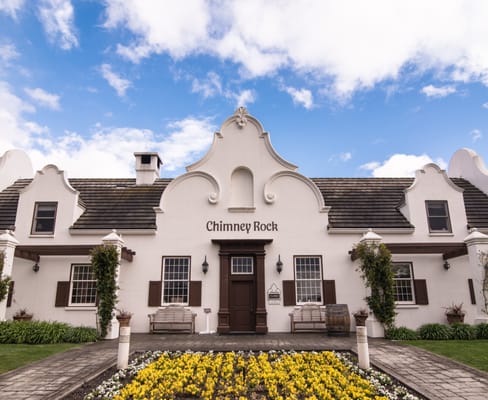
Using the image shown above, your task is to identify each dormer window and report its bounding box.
[31,202,57,234]
[426,200,451,233]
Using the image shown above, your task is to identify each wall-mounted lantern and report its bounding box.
[202,256,209,274]
[32,255,40,273]
[276,255,283,274]
[443,260,450,270]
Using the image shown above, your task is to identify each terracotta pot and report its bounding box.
[13,314,33,321]
[116,315,131,327]
[446,313,464,325]
[354,314,368,327]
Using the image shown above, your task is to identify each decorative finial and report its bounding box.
[235,106,248,128]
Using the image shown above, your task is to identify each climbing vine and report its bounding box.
[0,250,11,303]
[479,251,488,314]
[91,245,119,338]
[355,242,396,328]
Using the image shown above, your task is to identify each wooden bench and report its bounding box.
[148,305,196,333]
[289,304,326,333]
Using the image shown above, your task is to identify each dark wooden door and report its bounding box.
[229,278,255,332]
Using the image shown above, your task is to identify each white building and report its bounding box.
[1,108,488,337]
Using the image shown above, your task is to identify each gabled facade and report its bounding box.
[1,108,488,337]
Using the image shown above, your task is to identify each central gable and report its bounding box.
[160,108,327,214]
[187,107,297,175]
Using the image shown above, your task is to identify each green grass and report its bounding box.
[403,340,488,373]
[0,343,81,374]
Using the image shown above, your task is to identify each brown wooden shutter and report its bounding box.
[323,280,337,304]
[282,280,296,306]
[468,279,476,305]
[413,279,429,305]
[148,281,162,307]
[55,281,70,307]
[188,281,202,307]
[6,280,14,307]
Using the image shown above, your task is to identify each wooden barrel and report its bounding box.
[326,304,350,336]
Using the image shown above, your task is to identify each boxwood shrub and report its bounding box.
[0,321,97,344]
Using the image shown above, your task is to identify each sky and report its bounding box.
[1,0,488,179]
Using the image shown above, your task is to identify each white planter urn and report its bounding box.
[366,316,384,338]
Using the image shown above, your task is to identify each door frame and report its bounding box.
[212,239,272,334]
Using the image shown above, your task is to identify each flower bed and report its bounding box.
[85,350,420,400]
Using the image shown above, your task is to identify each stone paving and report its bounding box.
[0,333,487,399]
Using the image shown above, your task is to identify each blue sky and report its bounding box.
[1,0,487,179]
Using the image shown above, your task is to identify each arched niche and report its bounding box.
[230,167,254,211]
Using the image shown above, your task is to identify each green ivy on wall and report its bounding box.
[355,241,396,328]
[0,251,11,303]
[480,251,488,315]
[91,244,119,338]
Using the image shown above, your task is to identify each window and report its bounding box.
[426,200,451,233]
[162,257,190,304]
[69,264,97,305]
[31,202,57,234]
[294,256,323,304]
[392,262,415,303]
[231,256,254,274]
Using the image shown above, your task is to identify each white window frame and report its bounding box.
[426,200,452,233]
[231,256,254,275]
[69,264,97,306]
[392,262,415,304]
[31,202,57,235]
[294,256,323,305]
[162,256,190,305]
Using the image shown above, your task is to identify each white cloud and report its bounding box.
[0,81,39,151]
[103,0,488,98]
[157,118,214,171]
[0,0,24,18]
[99,64,131,97]
[483,102,488,109]
[24,87,60,110]
[191,71,255,107]
[0,82,214,177]
[191,72,222,98]
[0,43,19,64]
[340,152,352,162]
[360,153,447,177]
[38,0,78,50]
[104,0,210,62]
[421,84,457,98]
[233,89,255,108]
[471,129,482,142]
[283,86,314,109]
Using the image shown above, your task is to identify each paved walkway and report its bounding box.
[0,333,487,400]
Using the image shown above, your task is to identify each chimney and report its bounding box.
[134,152,162,185]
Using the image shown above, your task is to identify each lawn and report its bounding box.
[403,340,488,373]
[0,343,81,374]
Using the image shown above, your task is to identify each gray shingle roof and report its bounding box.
[0,177,487,231]
[0,178,169,231]
[312,178,414,229]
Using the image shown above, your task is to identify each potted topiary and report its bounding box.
[353,309,369,326]
[444,303,465,324]
[13,308,33,321]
